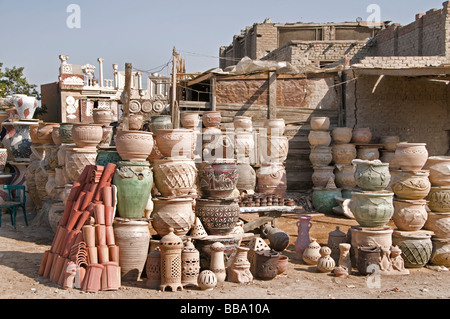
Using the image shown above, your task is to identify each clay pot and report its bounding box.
[295,215,312,257]
[309,146,332,167]
[0,148,7,173]
[197,270,217,291]
[353,159,390,191]
[159,228,184,292]
[312,166,335,188]
[317,246,336,273]
[71,123,103,148]
[202,111,221,128]
[227,246,253,283]
[334,164,356,188]
[332,144,357,164]
[357,246,380,275]
[58,123,74,143]
[424,212,450,238]
[113,161,153,219]
[5,121,36,161]
[193,236,242,269]
[256,163,287,197]
[380,136,400,151]
[302,238,321,265]
[113,218,150,281]
[351,128,372,144]
[380,150,399,170]
[115,129,154,162]
[210,242,227,284]
[259,134,289,164]
[308,130,331,146]
[395,143,428,171]
[236,163,256,195]
[392,230,432,268]
[349,226,393,267]
[96,149,122,167]
[98,125,113,147]
[423,156,450,186]
[195,198,240,235]
[197,160,238,199]
[312,187,342,214]
[331,127,353,144]
[349,190,394,228]
[235,132,255,163]
[233,116,253,132]
[128,114,144,130]
[392,199,428,231]
[180,113,200,129]
[181,238,200,287]
[310,117,330,131]
[430,237,450,267]
[277,255,289,275]
[65,147,97,183]
[92,108,112,125]
[51,126,62,145]
[12,94,37,119]
[426,186,450,212]
[152,157,197,197]
[391,170,431,200]
[264,118,285,136]
[357,146,379,161]
[149,115,173,134]
[255,250,279,280]
[151,197,195,237]
[261,224,290,252]
[327,226,347,263]
[155,129,193,158]
[145,247,161,289]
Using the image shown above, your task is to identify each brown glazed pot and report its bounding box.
[195,198,240,235]
[115,129,154,162]
[155,129,193,158]
[395,143,428,171]
[392,199,428,231]
[152,157,197,197]
[197,160,238,198]
[357,246,381,275]
[71,123,103,148]
[254,250,280,280]
[351,128,372,144]
[151,197,195,237]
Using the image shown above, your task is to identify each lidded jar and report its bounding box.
[159,228,184,292]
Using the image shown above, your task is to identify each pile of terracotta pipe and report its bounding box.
[38,163,121,293]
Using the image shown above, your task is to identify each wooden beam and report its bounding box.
[121,62,132,130]
[268,71,277,119]
[171,47,180,129]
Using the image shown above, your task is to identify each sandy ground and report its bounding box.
[0,197,449,310]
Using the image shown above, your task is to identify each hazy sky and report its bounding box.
[0,0,446,90]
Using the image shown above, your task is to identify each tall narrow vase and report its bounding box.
[295,216,312,258]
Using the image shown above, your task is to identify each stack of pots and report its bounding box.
[422,156,450,268]
[233,116,256,195]
[379,136,400,170]
[151,121,197,237]
[389,142,434,268]
[309,117,342,214]
[331,126,356,196]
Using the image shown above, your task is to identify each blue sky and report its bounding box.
[0,0,446,90]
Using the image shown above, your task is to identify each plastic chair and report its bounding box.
[0,185,27,228]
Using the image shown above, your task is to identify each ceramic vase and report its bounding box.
[180,112,200,130]
[12,94,37,119]
[71,123,103,149]
[277,255,289,275]
[115,129,154,162]
[202,111,221,129]
[195,198,240,235]
[96,149,122,167]
[332,144,357,164]
[64,147,97,183]
[310,117,330,131]
[338,243,352,271]
[309,146,333,167]
[295,215,312,257]
[351,128,372,144]
[152,157,197,197]
[395,143,428,171]
[194,236,242,270]
[128,114,143,130]
[308,130,331,146]
[197,160,238,199]
[259,134,289,164]
[353,159,390,191]
[256,163,287,197]
[210,242,227,284]
[235,131,255,163]
[331,127,353,144]
[423,156,450,186]
[302,238,321,265]
[159,228,183,291]
[349,226,393,267]
[317,246,336,273]
[255,250,280,280]
[392,199,428,231]
[392,230,432,268]
[151,197,195,237]
[311,187,342,215]
[349,190,394,228]
[3,121,35,161]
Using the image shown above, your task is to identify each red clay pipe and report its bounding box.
[94,163,117,201]
[62,229,81,258]
[65,210,83,231]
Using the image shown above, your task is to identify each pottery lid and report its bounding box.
[160,228,183,248]
[329,226,346,238]
[182,238,198,253]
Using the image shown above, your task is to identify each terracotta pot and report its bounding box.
[263,118,285,136]
[351,128,372,144]
[233,116,253,132]
[331,127,353,144]
[353,159,390,191]
[113,218,150,281]
[51,126,62,145]
[327,226,348,263]
[334,164,356,188]
[197,160,238,199]
[259,134,289,164]
[29,124,41,144]
[155,129,193,158]
[349,226,393,267]
[145,247,161,289]
[256,163,287,197]
[309,145,332,167]
[392,230,432,268]
[395,143,428,171]
[424,212,450,238]
[357,246,381,275]
[310,117,330,131]
[65,147,97,183]
[236,163,256,195]
[159,228,184,291]
[311,165,335,188]
[128,114,144,130]
[151,197,195,237]
[255,250,279,280]
[153,157,197,197]
[312,187,342,214]
[150,115,173,134]
[357,146,379,161]
[423,156,450,186]
[277,255,289,275]
[308,130,331,146]
[180,113,200,130]
[391,170,431,200]
[392,199,428,231]
[430,237,450,267]
[380,136,400,151]
[181,238,200,287]
[332,144,357,164]
[202,111,221,128]
[92,108,113,125]
[317,246,336,273]
[71,123,103,148]
[426,186,450,212]
[58,123,74,143]
[193,236,242,269]
[115,129,154,162]
[227,246,253,283]
[195,198,240,235]
[349,190,394,228]
[235,131,255,163]
[302,238,321,265]
[380,150,399,170]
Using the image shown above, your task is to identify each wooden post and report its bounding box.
[121,62,133,130]
[171,47,180,129]
[211,74,217,111]
[268,71,277,119]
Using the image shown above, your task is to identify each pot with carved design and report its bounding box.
[349,225,393,267]
[197,160,238,199]
[349,190,394,228]
[332,144,357,164]
[152,157,197,197]
[423,156,450,186]
[392,199,428,231]
[353,159,390,191]
[391,170,431,200]
[151,197,195,237]
[392,230,432,268]
[308,130,331,146]
[128,114,144,130]
[395,143,428,171]
[71,123,103,149]
[423,212,450,239]
[92,108,112,125]
[426,186,450,212]
[115,129,154,162]
[155,129,193,158]
[430,237,450,267]
[351,128,372,144]
[202,111,221,129]
[256,163,287,197]
[309,145,332,167]
[195,198,240,236]
[65,147,97,183]
[58,123,74,144]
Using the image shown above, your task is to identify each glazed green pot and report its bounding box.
[349,190,394,227]
[59,123,74,143]
[353,159,390,191]
[392,230,432,268]
[96,150,122,167]
[150,115,173,134]
[312,187,342,214]
[112,161,153,219]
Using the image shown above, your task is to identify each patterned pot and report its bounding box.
[312,187,342,214]
[151,197,195,237]
[395,143,428,171]
[152,157,197,197]
[263,118,285,136]
[334,164,356,188]
[202,111,221,129]
[353,159,390,191]
[256,163,287,197]
[310,117,330,131]
[259,134,289,164]
[357,146,380,161]
[302,238,321,265]
[236,163,256,195]
[92,108,112,125]
[424,212,450,238]
[332,144,357,164]
[233,116,252,132]
[331,127,353,144]
[308,130,331,146]
[357,246,381,275]
[0,148,7,173]
[71,123,103,148]
[155,129,193,158]
[115,129,154,162]
[392,230,432,268]
[150,115,173,134]
[4,121,35,161]
[51,126,62,145]
[311,165,335,188]
[430,237,450,267]
[58,123,74,143]
[349,226,393,267]
[391,170,431,200]
[351,128,372,144]
[255,250,280,280]
[426,186,450,212]
[113,161,153,219]
[309,145,332,167]
[423,156,450,186]
[12,94,37,119]
[180,112,200,130]
[317,246,336,273]
[392,199,428,231]
[349,190,394,228]
[380,136,400,151]
[195,198,240,235]
[197,160,238,199]
[193,236,242,270]
[65,147,97,183]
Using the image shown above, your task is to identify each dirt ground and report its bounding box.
[0,197,449,305]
